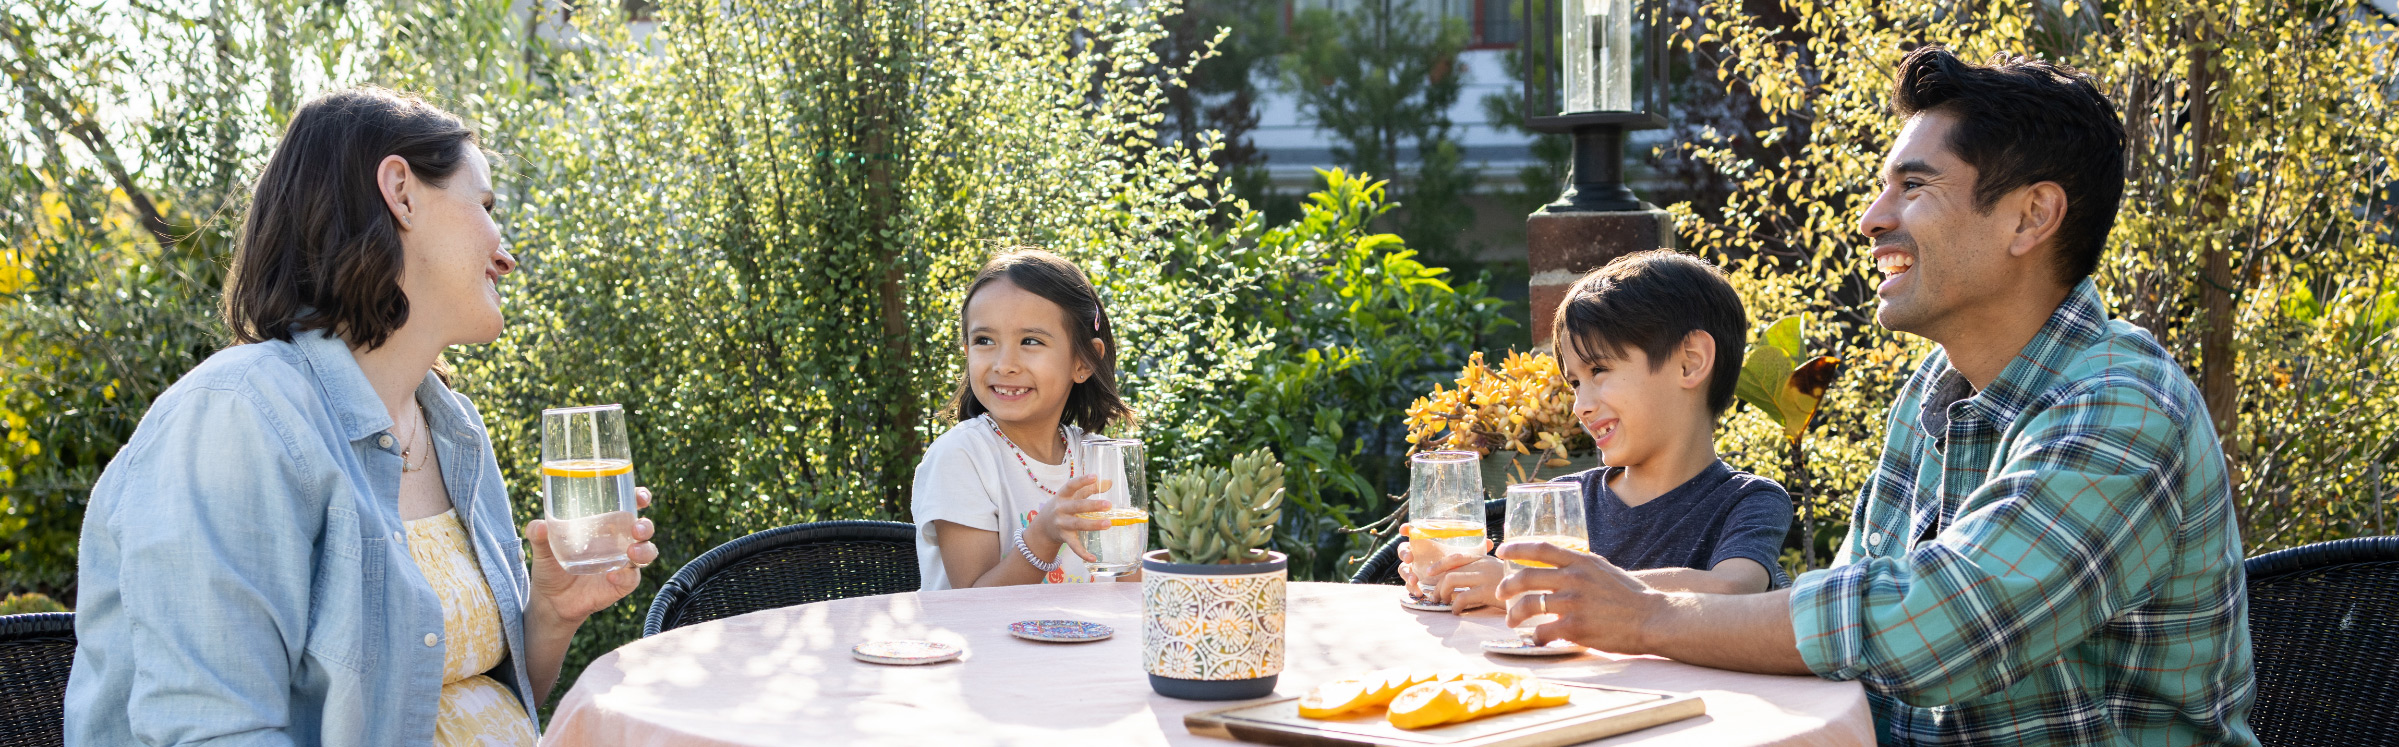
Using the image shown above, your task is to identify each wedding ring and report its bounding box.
[1530,593,1548,618]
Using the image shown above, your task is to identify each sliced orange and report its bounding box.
[1528,682,1573,709]
[1297,678,1375,719]
[1386,682,1468,730]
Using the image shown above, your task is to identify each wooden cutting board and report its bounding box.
[1183,682,1705,747]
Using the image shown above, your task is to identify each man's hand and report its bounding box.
[1495,539,1666,653]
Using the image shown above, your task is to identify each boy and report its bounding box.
[1403,250,1793,609]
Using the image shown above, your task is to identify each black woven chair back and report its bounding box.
[2243,536,2399,746]
[1348,498,1507,585]
[644,520,919,637]
[0,612,73,747]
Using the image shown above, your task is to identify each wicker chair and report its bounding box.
[2244,535,2399,746]
[643,520,919,637]
[1348,498,1507,585]
[0,612,73,747]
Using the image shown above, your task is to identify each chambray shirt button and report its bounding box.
[393,531,404,542]
[424,633,439,647]
[376,433,395,449]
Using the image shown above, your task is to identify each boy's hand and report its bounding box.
[1424,555,1505,611]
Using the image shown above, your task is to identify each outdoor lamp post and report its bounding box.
[1522,0,1670,212]
[1522,0,1676,345]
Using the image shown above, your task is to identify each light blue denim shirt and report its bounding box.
[67,328,538,745]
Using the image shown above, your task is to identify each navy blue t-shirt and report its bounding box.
[1558,460,1793,589]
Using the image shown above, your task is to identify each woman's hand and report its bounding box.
[1033,475,1113,563]
[525,486,659,627]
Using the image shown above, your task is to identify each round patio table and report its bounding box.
[544,582,1871,746]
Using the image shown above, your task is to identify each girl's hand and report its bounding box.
[526,487,659,626]
[1034,475,1113,562]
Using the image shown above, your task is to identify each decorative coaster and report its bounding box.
[1008,619,1114,643]
[1399,593,1453,612]
[1482,638,1587,657]
[851,640,963,665]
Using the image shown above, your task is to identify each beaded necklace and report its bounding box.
[991,420,1074,495]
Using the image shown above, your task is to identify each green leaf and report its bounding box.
[1736,343,1794,427]
[1760,316,1804,360]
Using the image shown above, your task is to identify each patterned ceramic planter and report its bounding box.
[1141,549,1287,700]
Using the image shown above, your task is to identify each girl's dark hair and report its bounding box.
[947,250,1134,435]
[1549,250,1748,416]
[223,87,477,351]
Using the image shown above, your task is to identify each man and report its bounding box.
[1496,46,2257,746]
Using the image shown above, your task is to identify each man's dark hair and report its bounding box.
[1890,45,2125,284]
[1549,250,1748,416]
[223,87,478,351]
[948,249,1136,435]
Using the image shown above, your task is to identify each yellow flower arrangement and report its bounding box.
[1403,351,1593,464]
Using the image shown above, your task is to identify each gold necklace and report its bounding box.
[400,406,432,473]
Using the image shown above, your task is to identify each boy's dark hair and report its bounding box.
[1550,250,1747,416]
[223,87,479,351]
[1890,45,2125,284]
[948,250,1135,435]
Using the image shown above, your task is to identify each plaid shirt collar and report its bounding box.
[1919,279,2111,440]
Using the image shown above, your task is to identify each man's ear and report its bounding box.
[1679,330,1716,390]
[2007,181,2067,260]
[377,155,417,230]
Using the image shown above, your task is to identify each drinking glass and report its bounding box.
[1503,481,1587,641]
[540,404,639,575]
[1405,450,1486,600]
[1076,437,1148,579]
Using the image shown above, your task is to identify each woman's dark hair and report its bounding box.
[223,87,477,350]
[1890,45,2125,284]
[947,250,1134,435]
[1549,250,1747,416]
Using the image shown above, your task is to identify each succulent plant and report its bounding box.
[1152,448,1286,565]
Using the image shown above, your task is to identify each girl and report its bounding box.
[911,250,1136,589]
[66,88,658,745]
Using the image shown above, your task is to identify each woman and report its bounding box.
[64,87,658,745]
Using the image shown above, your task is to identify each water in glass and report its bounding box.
[1406,451,1485,597]
[541,404,638,575]
[1076,438,1148,578]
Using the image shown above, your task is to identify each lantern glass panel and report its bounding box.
[1562,0,1634,112]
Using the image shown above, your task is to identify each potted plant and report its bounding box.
[1404,350,1600,498]
[1142,448,1288,701]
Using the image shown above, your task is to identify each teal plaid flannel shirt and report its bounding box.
[1790,281,2257,746]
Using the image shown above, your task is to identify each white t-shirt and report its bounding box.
[912,415,1097,590]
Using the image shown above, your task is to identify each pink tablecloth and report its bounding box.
[545,581,1871,746]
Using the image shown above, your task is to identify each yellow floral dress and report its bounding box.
[406,509,538,747]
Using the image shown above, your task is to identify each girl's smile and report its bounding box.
[964,279,1093,461]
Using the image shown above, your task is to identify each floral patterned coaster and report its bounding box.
[1481,638,1587,657]
[1008,619,1114,643]
[1399,593,1453,612]
[851,640,963,665]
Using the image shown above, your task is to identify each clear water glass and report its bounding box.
[1076,437,1148,579]
[1405,450,1485,598]
[1503,481,1587,640]
[540,404,638,575]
